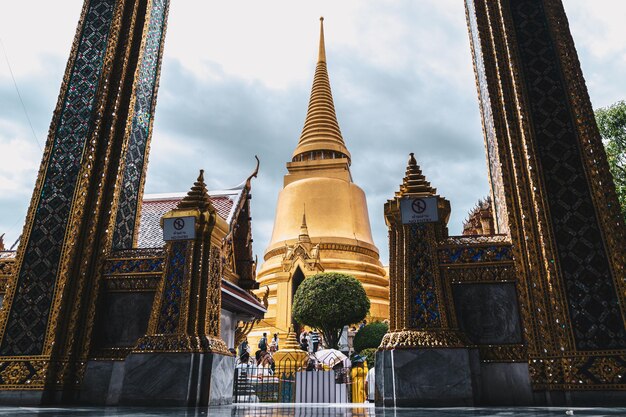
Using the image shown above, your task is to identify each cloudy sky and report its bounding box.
[0,1,624,264]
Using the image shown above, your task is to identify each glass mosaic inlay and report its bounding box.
[0,0,117,356]
[112,0,169,250]
[510,0,626,350]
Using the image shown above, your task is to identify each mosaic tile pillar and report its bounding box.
[467,0,626,393]
[132,171,228,354]
[377,154,479,407]
[381,154,466,349]
[0,0,170,402]
[119,172,231,406]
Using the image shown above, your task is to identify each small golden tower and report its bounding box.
[253,17,388,342]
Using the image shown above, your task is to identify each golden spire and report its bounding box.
[318,17,326,63]
[177,170,214,211]
[298,210,311,243]
[398,153,437,196]
[292,17,351,162]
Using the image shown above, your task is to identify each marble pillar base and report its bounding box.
[118,352,234,406]
[0,390,50,405]
[376,347,480,407]
[79,360,126,405]
[479,362,533,405]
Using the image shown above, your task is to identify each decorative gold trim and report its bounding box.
[132,335,231,355]
[379,330,468,350]
[478,344,526,363]
[265,242,379,262]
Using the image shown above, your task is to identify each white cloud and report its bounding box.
[0,0,624,264]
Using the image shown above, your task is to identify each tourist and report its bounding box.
[365,366,376,402]
[258,332,268,353]
[350,356,368,403]
[269,333,279,353]
[309,330,320,353]
[300,331,308,351]
[238,338,250,364]
[358,319,367,330]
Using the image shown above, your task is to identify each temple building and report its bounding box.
[253,18,389,341]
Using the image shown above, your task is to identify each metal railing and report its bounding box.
[233,350,368,404]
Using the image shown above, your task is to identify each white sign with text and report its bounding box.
[163,216,196,241]
[400,197,439,224]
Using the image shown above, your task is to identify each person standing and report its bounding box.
[350,356,368,403]
[258,332,268,353]
[269,333,279,353]
[310,330,320,353]
[300,331,308,352]
[238,338,250,364]
[365,366,376,402]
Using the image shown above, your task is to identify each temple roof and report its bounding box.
[292,17,351,162]
[137,187,244,249]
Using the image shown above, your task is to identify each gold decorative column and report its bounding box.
[134,170,228,354]
[381,154,466,349]
[376,154,479,407]
[119,171,231,406]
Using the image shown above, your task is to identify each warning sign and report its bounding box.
[163,216,196,241]
[400,197,439,224]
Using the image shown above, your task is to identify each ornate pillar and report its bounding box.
[377,154,479,407]
[466,0,626,400]
[0,0,169,404]
[119,171,233,406]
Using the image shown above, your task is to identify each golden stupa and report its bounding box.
[252,18,389,343]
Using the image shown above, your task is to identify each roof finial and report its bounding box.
[178,169,213,211]
[397,153,437,197]
[299,206,311,243]
[318,17,326,64]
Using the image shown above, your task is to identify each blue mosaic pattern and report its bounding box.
[104,257,164,274]
[156,240,187,334]
[510,0,626,350]
[112,0,169,250]
[0,0,116,356]
[438,245,513,264]
[407,224,441,328]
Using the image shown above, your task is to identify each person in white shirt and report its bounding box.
[365,366,376,402]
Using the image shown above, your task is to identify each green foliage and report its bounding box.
[353,321,389,354]
[292,272,370,349]
[359,347,378,368]
[596,101,626,221]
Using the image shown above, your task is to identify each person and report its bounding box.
[365,366,376,402]
[238,338,250,364]
[269,333,279,353]
[350,356,368,403]
[300,331,308,352]
[309,330,320,353]
[258,332,268,352]
[305,358,316,371]
[359,319,367,330]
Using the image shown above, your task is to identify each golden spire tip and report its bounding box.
[318,16,326,63]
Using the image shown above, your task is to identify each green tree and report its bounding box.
[596,101,626,221]
[292,272,370,349]
[353,321,389,354]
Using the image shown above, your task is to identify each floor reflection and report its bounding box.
[1,405,626,417]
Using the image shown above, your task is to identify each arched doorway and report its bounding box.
[291,267,306,336]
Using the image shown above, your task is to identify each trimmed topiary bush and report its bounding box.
[353,321,388,354]
[292,272,370,349]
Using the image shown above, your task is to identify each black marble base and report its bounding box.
[79,360,126,405]
[118,351,234,406]
[478,362,533,405]
[376,348,480,407]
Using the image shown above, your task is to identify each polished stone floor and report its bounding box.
[1,405,625,417]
